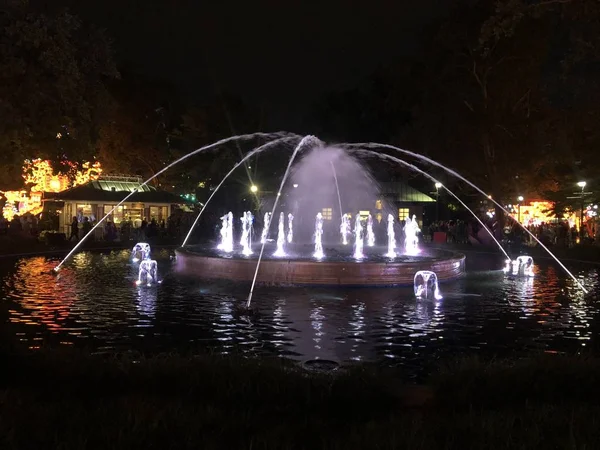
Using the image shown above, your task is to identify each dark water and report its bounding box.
[0,249,599,377]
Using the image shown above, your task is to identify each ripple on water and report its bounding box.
[0,251,599,372]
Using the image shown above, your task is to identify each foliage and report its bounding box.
[3,349,600,449]
[0,0,119,190]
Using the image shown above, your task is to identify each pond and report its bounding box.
[0,249,598,377]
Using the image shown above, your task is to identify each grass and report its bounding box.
[2,349,600,449]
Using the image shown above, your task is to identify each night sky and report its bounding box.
[34,0,449,128]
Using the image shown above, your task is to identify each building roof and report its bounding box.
[43,178,191,205]
[379,182,435,203]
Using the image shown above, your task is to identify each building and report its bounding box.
[43,176,191,236]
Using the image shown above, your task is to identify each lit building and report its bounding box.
[43,176,191,236]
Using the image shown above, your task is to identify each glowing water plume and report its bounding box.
[404,215,420,255]
[247,135,319,308]
[131,242,151,262]
[347,149,511,261]
[217,212,234,252]
[314,212,324,259]
[55,132,294,271]
[287,213,294,243]
[386,214,396,258]
[504,255,534,277]
[353,213,364,260]
[330,160,343,224]
[181,136,300,247]
[240,211,253,256]
[366,214,375,247]
[273,212,286,257]
[136,259,159,286]
[340,214,351,245]
[261,212,271,244]
[344,142,588,293]
[414,270,442,300]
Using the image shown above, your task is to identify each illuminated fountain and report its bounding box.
[217,212,234,253]
[273,212,287,257]
[287,213,294,243]
[260,212,271,244]
[314,212,324,259]
[504,255,534,277]
[386,214,396,258]
[131,243,151,262]
[52,131,586,296]
[414,270,442,300]
[340,214,351,245]
[136,259,159,286]
[240,211,253,256]
[366,214,375,247]
[404,215,420,255]
[353,214,364,260]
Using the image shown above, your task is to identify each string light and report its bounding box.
[1,159,102,220]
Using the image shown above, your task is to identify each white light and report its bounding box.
[434,182,442,189]
[518,196,524,202]
[293,184,299,188]
[250,185,258,193]
[577,181,587,188]
[595,205,598,210]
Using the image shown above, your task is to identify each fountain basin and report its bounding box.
[174,246,465,286]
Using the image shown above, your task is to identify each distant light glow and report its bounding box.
[250,185,258,193]
[577,181,587,188]
[435,182,442,189]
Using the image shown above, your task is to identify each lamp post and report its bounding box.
[435,182,442,221]
[577,181,586,232]
[517,196,524,224]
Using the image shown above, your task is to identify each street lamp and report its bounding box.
[517,196,524,223]
[250,185,258,193]
[293,184,299,188]
[434,182,442,221]
[577,181,586,232]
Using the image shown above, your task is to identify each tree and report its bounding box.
[96,74,176,185]
[0,0,119,189]
[397,0,600,222]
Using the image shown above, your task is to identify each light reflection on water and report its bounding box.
[1,251,599,376]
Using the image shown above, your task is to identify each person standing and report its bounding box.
[69,217,79,241]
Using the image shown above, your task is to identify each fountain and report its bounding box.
[414,270,442,300]
[504,255,534,277]
[176,143,466,287]
[131,242,151,262]
[217,212,234,253]
[314,212,324,259]
[366,214,375,247]
[340,214,351,245]
[260,212,271,244]
[353,214,364,260]
[385,214,396,258]
[287,213,294,244]
[404,215,420,255]
[273,212,287,257]
[136,259,159,286]
[240,211,253,256]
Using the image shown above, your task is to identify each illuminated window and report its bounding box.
[76,204,93,220]
[103,205,124,224]
[398,208,409,221]
[359,210,370,217]
[375,200,383,210]
[150,206,168,223]
[321,207,333,220]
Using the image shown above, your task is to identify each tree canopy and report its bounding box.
[0,1,120,189]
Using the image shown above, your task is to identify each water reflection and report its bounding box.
[0,252,599,371]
